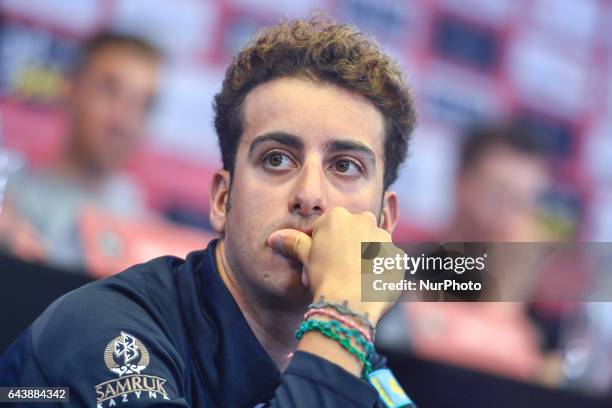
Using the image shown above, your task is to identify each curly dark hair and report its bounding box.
[213,16,416,190]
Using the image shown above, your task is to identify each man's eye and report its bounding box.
[333,159,362,175]
[263,151,295,169]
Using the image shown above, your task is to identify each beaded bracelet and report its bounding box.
[308,295,375,339]
[323,319,374,360]
[296,319,373,378]
[304,309,372,343]
[300,318,374,359]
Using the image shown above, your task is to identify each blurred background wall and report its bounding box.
[1,0,610,245]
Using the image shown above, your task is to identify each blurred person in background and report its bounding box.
[445,123,551,243]
[0,32,161,270]
[398,123,556,382]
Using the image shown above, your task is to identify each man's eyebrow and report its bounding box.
[248,132,376,166]
[248,132,304,157]
[324,139,376,166]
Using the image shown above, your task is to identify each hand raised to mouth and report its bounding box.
[267,206,398,325]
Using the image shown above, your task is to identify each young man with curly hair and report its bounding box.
[1,17,417,407]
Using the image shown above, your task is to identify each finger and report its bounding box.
[267,228,312,265]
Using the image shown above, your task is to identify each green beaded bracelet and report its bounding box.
[296,319,373,378]
[301,319,374,359]
[297,319,375,360]
[323,320,375,359]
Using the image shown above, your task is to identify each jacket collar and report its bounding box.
[176,238,281,407]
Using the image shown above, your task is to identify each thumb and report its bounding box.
[267,228,312,265]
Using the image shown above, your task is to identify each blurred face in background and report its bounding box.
[210,77,398,308]
[455,146,550,241]
[67,45,160,174]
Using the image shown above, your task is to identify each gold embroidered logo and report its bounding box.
[96,332,169,407]
[104,331,149,377]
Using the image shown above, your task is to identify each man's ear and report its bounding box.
[209,170,231,234]
[379,190,399,236]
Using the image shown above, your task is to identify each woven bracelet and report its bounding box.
[296,319,373,378]
[301,317,375,359]
[304,309,372,343]
[308,295,375,339]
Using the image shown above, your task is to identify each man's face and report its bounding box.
[68,46,160,172]
[456,146,549,241]
[213,77,396,307]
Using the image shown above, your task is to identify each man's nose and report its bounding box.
[288,160,328,217]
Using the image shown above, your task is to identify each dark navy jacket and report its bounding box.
[0,239,411,407]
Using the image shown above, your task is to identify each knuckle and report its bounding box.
[330,206,347,218]
[379,230,392,242]
[325,207,348,226]
[366,212,377,223]
[359,211,377,224]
